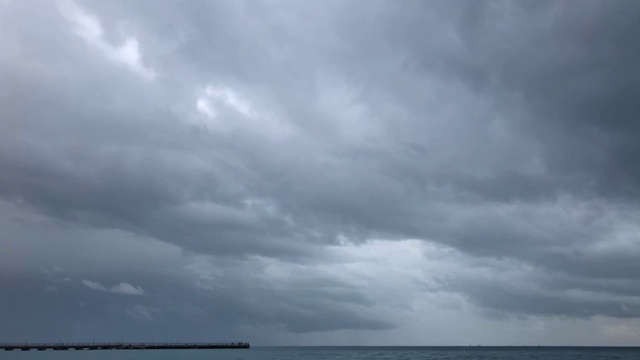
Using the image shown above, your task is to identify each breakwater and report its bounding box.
[1,342,250,351]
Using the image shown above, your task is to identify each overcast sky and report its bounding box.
[2,0,640,346]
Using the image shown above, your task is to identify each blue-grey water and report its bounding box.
[1,347,639,360]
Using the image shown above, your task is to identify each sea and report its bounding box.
[1,347,639,360]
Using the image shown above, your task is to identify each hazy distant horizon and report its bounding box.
[2,0,640,346]
[2,346,640,360]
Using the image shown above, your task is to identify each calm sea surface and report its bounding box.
[1,347,639,360]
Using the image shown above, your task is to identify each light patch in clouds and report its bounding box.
[57,0,156,80]
[196,97,216,119]
[195,85,256,131]
[194,84,292,137]
[82,279,145,296]
[201,85,256,118]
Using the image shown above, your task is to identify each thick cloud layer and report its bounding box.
[2,0,640,345]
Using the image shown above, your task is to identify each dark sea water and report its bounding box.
[1,347,639,360]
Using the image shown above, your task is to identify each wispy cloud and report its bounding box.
[126,305,155,320]
[82,279,106,291]
[111,282,145,296]
[82,279,145,296]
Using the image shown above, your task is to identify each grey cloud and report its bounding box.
[3,0,640,344]
[0,201,398,338]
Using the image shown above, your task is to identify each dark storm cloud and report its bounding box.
[3,0,640,342]
[425,0,640,200]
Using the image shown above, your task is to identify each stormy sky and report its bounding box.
[2,0,640,345]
